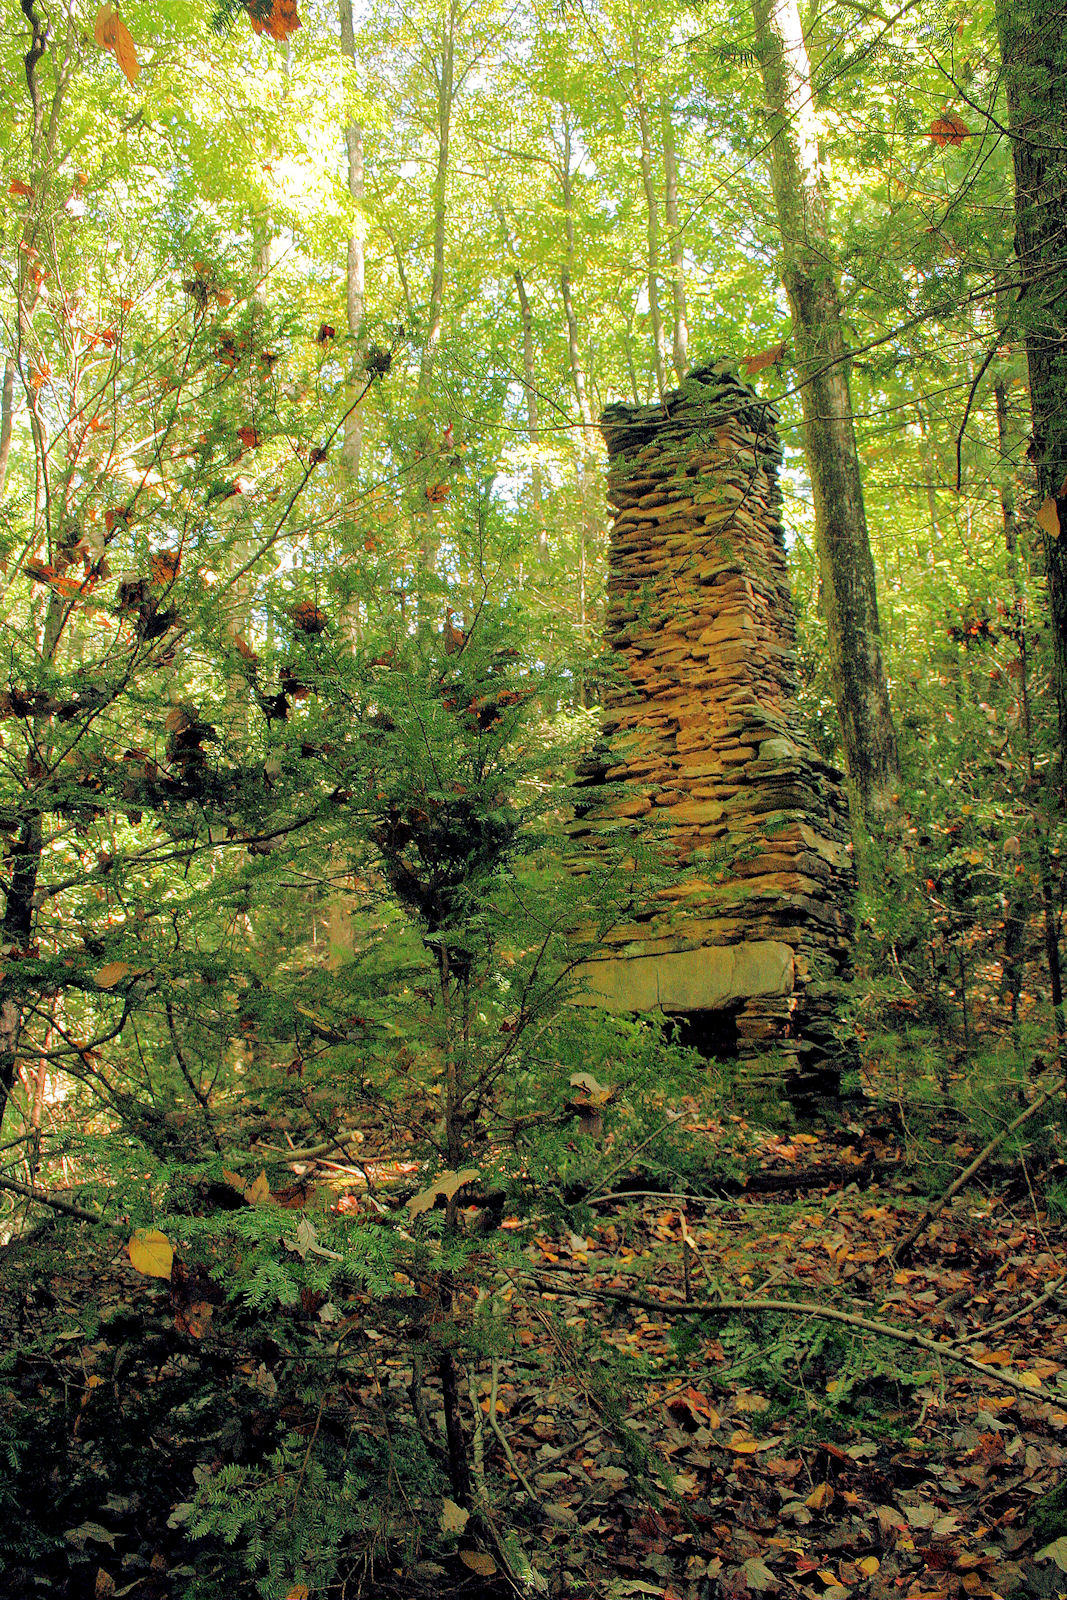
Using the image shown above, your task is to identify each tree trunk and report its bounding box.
[750,0,898,817]
[661,101,689,380]
[514,268,547,562]
[415,0,455,587]
[560,119,601,702]
[0,357,15,498]
[996,0,1067,797]
[633,43,668,401]
[419,2,454,398]
[339,0,365,479]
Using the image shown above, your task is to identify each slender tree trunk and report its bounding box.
[0,358,15,498]
[419,2,454,397]
[339,0,365,479]
[560,120,600,702]
[633,44,668,401]
[415,0,455,587]
[750,0,898,817]
[514,268,547,562]
[661,101,689,381]
[996,0,1067,798]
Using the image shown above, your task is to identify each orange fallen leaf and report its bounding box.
[9,179,33,199]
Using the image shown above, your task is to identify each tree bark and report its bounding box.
[661,101,689,381]
[750,0,898,816]
[996,0,1067,798]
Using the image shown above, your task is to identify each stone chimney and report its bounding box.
[572,361,855,1096]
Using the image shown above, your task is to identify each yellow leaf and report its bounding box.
[1037,497,1061,539]
[817,1571,838,1587]
[128,1228,173,1279]
[857,1557,880,1577]
[726,1430,759,1454]
[285,1588,309,1600]
[94,961,129,989]
[807,1482,834,1510]
[459,1551,497,1577]
[112,17,140,83]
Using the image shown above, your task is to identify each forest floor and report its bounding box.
[2,1082,1066,1600]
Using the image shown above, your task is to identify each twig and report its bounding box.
[585,1112,687,1201]
[536,1377,691,1464]
[487,1356,538,1500]
[529,1270,1051,1399]
[468,1366,489,1512]
[0,1174,109,1225]
[891,1072,1066,1264]
[960,1271,1067,1345]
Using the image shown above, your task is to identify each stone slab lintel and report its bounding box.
[575,940,795,1014]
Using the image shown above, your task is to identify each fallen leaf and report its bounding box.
[744,1557,777,1592]
[65,1522,116,1550]
[408,1168,480,1220]
[459,1550,497,1576]
[806,1482,833,1510]
[439,1499,469,1534]
[9,180,33,198]
[1036,1536,1067,1573]
[128,1229,173,1280]
[857,1557,880,1577]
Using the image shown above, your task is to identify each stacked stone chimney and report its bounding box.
[572,361,854,1095]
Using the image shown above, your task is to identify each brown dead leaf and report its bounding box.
[459,1551,497,1576]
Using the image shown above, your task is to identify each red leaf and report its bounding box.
[9,180,33,199]
[237,425,261,450]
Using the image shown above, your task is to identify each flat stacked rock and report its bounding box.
[572,361,854,1096]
